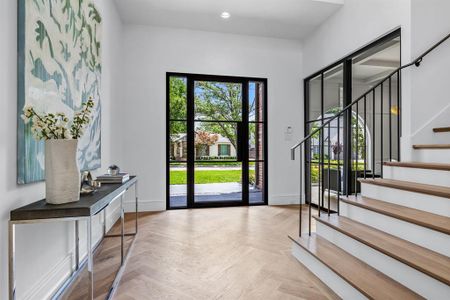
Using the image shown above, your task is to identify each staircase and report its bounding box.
[289,34,450,300]
[291,127,450,299]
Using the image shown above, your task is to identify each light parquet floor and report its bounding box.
[64,205,338,300]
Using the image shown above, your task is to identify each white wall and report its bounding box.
[302,0,414,159]
[409,0,450,148]
[0,0,123,299]
[113,25,303,209]
[302,0,450,161]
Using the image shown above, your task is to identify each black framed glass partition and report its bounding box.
[167,73,268,209]
[304,29,401,210]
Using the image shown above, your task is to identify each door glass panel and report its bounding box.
[169,76,187,120]
[194,162,242,203]
[169,121,187,162]
[352,37,401,173]
[249,122,264,161]
[194,121,238,161]
[249,162,264,204]
[169,163,187,208]
[307,74,322,121]
[249,81,264,122]
[194,81,242,121]
[324,64,344,116]
[193,80,243,204]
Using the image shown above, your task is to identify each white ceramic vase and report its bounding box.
[45,139,81,204]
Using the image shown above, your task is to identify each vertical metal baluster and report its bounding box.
[397,71,401,161]
[372,90,376,178]
[389,77,392,161]
[380,82,384,177]
[318,129,321,217]
[321,128,325,210]
[355,102,359,197]
[364,96,367,179]
[337,115,341,215]
[327,123,331,215]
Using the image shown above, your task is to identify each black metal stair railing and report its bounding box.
[291,33,450,237]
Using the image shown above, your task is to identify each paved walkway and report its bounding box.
[170,182,263,207]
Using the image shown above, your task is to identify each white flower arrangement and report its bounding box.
[22,97,95,140]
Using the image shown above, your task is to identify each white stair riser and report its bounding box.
[412,149,450,164]
[291,243,367,300]
[383,166,450,187]
[360,183,450,217]
[316,222,450,299]
[341,202,450,256]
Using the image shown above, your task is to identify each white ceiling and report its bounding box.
[114,0,344,40]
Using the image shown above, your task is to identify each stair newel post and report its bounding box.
[309,142,312,236]
[299,145,303,237]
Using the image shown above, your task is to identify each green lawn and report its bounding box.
[170,169,255,185]
[170,162,256,167]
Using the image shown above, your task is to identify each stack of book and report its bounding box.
[96,173,130,184]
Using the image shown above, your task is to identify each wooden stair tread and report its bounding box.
[413,144,450,149]
[383,161,450,171]
[433,127,450,133]
[289,234,424,300]
[314,215,450,285]
[359,178,450,199]
[342,195,450,234]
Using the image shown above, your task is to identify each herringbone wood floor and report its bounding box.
[64,205,338,300]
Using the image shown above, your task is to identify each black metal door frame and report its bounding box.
[166,73,268,209]
[303,28,401,207]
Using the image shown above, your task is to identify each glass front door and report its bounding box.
[167,74,267,209]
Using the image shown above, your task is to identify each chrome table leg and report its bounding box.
[120,194,124,265]
[8,221,16,300]
[75,220,79,270]
[87,216,93,299]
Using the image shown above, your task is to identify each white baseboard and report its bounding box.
[124,199,166,212]
[269,194,301,205]
[22,254,72,300]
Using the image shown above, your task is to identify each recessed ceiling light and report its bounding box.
[221,12,230,19]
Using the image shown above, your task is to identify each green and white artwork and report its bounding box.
[18,0,102,184]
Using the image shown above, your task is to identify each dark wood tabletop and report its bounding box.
[10,176,137,221]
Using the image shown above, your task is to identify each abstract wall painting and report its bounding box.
[18,0,102,184]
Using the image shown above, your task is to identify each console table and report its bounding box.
[8,176,138,300]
